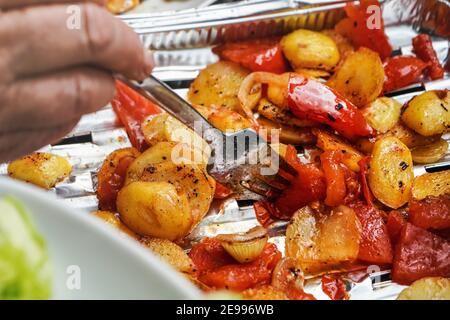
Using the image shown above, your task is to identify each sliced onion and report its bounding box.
[271,257,305,292]
[216,226,268,263]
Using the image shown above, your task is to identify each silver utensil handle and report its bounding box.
[115,75,218,137]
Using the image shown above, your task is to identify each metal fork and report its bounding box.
[116,75,297,201]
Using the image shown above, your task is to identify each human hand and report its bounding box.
[0,0,153,162]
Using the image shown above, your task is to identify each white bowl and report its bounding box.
[0,177,201,300]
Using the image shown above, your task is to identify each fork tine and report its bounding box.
[240,179,281,200]
[253,171,291,191]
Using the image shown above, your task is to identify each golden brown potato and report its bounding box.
[321,29,354,60]
[294,68,330,79]
[142,113,210,164]
[92,210,139,240]
[140,237,195,274]
[327,47,384,107]
[256,116,316,145]
[401,90,450,136]
[368,137,413,209]
[281,29,340,71]
[188,61,250,112]
[411,170,450,200]
[207,107,252,132]
[8,152,72,189]
[257,98,317,128]
[361,97,402,133]
[313,129,363,172]
[285,205,361,276]
[411,139,448,164]
[266,73,291,108]
[397,277,450,300]
[243,286,287,300]
[117,181,193,241]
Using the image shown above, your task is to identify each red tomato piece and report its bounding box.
[409,195,450,230]
[358,156,375,207]
[335,0,392,59]
[189,238,236,273]
[321,275,349,300]
[350,201,393,264]
[383,56,428,92]
[197,243,282,291]
[412,34,444,80]
[274,146,326,216]
[392,223,450,285]
[386,210,408,244]
[111,80,161,151]
[254,201,277,228]
[214,181,233,199]
[288,76,374,141]
[212,39,289,74]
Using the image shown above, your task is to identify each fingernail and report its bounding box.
[143,49,154,75]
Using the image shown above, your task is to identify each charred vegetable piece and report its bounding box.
[335,0,392,59]
[392,223,450,285]
[213,39,289,74]
[350,202,393,264]
[111,81,161,151]
[411,170,450,201]
[412,34,445,80]
[288,76,374,141]
[361,97,402,134]
[409,195,450,230]
[96,147,140,212]
[358,156,375,207]
[321,275,349,300]
[383,56,428,92]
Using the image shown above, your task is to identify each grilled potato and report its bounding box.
[8,152,72,189]
[411,170,450,200]
[285,205,361,275]
[93,210,139,240]
[188,61,250,112]
[361,97,402,133]
[257,98,317,128]
[117,181,193,241]
[207,107,252,132]
[256,116,316,145]
[368,137,413,209]
[243,286,287,300]
[401,90,450,136]
[321,29,354,60]
[281,29,340,71]
[266,73,291,108]
[327,47,384,107]
[397,277,450,300]
[141,237,195,274]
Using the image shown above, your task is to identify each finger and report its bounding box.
[1,3,153,81]
[0,119,79,163]
[0,66,115,133]
[0,0,105,10]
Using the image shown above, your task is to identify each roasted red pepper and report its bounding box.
[321,275,349,300]
[358,156,375,207]
[350,201,393,264]
[383,56,428,92]
[213,39,289,74]
[214,181,233,199]
[254,200,278,227]
[321,150,361,207]
[335,0,392,59]
[191,242,282,291]
[111,80,161,151]
[386,210,408,244]
[287,76,375,141]
[392,223,450,285]
[409,195,450,230]
[412,34,445,80]
[274,145,327,216]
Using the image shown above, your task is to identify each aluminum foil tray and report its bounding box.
[1,0,449,300]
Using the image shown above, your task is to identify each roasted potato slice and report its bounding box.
[321,29,354,59]
[208,107,252,132]
[368,137,413,209]
[314,129,363,172]
[188,61,250,112]
[411,139,448,164]
[117,181,193,240]
[411,170,450,201]
[257,116,316,145]
[257,98,317,128]
[361,97,402,133]
[401,90,450,136]
[93,210,139,240]
[397,277,450,300]
[8,152,72,189]
[141,237,195,274]
[266,72,291,108]
[243,285,287,300]
[294,68,330,79]
[285,205,361,276]
[127,160,215,224]
[281,29,340,71]
[327,47,384,107]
